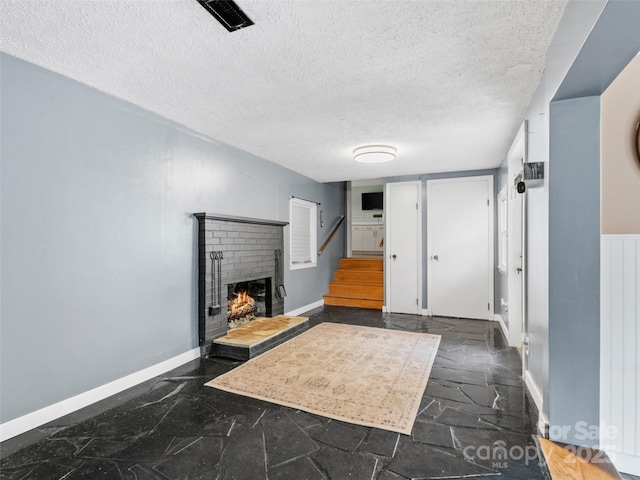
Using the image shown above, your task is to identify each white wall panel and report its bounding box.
[601,235,640,475]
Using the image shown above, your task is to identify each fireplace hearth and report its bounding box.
[195,213,288,356]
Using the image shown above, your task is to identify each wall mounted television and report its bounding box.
[361,192,383,210]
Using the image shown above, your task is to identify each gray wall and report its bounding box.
[518,0,609,425]
[522,0,640,442]
[522,81,550,415]
[0,53,345,423]
[544,0,640,446]
[548,96,601,445]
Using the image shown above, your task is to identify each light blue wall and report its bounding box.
[520,0,608,423]
[543,0,640,445]
[0,54,345,423]
[518,0,639,432]
[553,0,640,102]
[548,97,601,445]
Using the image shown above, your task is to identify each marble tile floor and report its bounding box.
[2,306,638,480]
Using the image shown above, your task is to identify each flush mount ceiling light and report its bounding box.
[353,145,396,164]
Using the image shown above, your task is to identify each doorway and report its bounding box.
[347,179,385,257]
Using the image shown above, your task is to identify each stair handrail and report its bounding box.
[318,215,345,255]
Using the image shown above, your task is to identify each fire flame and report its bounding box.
[228,290,256,318]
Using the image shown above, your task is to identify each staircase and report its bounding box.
[323,258,383,309]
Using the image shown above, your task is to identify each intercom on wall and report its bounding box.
[515,162,544,193]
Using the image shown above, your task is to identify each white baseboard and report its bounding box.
[494,314,509,340]
[537,412,550,439]
[524,369,545,433]
[286,299,324,317]
[0,347,201,443]
[380,306,428,315]
[381,306,426,314]
[609,451,640,476]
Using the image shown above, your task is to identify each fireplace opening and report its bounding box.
[227,278,272,328]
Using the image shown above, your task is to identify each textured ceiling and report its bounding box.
[0,0,567,182]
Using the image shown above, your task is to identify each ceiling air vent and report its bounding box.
[197,0,254,32]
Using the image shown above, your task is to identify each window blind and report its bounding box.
[290,198,317,269]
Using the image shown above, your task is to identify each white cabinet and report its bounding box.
[352,226,364,252]
[352,225,384,254]
[374,225,384,253]
[362,226,377,251]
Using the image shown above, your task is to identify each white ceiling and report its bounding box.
[0,0,567,183]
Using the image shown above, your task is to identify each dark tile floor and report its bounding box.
[2,306,637,480]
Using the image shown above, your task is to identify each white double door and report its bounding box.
[427,176,494,320]
[384,176,494,319]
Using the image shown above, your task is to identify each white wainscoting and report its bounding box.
[601,234,640,475]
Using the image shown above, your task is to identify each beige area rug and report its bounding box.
[205,322,441,434]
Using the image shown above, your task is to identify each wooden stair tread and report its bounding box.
[335,269,383,273]
[323,295,383,309]
[339,258,383,271]
[538,438,622,480]
[333,270,384,284]
[324,257,384,310]
[327,284,383,300]
[331,280,382,286]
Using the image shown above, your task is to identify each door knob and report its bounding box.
[392,254,397,259]
[432,255,439,261]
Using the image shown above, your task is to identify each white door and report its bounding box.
[520,190,529,376]
[507,177,524,343]
[385,181,422,314]
[505,123,526,347]
[427,176,494,320]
